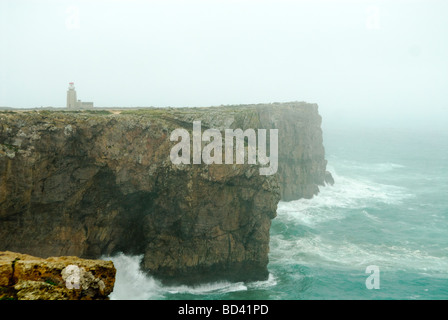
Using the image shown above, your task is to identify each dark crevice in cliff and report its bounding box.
[8,258,18,287]
[113,190,156,256]
[78,166,155,258]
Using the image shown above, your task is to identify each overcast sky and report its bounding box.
[1,0,447,128]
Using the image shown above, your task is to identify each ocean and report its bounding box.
[103,125,448,300]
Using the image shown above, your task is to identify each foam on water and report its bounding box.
[247,273,278,290]
[165,281,248,295]
[102,253,277,299]
[101,253,164,300]
[333,160,406,173]
[277,168,412,227]
[270,232,448,274]
[165,273,277,295]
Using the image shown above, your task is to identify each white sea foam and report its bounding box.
[102,253,276,299]
[276,168,412,227]
[362,210,381,222]
[270,231,448,275]
[165,281,248,295]
[247,273,278,290]
[102,253,165,300]
[329,159,406,173]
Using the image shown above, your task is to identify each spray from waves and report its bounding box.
[101,253,164,300]
[276,167,413,227]
[102,253,277,300]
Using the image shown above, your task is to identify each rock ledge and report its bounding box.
[0,251,115,300]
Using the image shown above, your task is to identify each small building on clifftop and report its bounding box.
[66,82,93,109]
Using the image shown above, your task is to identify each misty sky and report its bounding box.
[1,0,447,128]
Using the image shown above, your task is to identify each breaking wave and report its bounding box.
[277,168,412,227]
[102,253,277,300]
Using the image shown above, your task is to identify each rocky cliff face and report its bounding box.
[0,251,115,300]
[0,102,331,284]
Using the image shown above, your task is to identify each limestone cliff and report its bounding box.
[0,102,331,284]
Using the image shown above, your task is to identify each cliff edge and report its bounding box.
[0,102,331,284]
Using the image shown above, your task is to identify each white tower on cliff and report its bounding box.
[66,82,77,109]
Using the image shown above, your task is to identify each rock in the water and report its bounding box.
[325,170,335,186]
[0,251,115,300]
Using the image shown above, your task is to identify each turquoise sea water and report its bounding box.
[105,126,448,300]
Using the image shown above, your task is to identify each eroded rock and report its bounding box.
[0,251,115,300]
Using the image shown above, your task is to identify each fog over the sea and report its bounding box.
[1,0,447,129]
